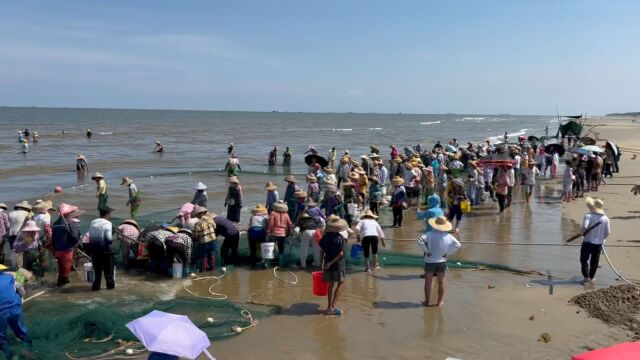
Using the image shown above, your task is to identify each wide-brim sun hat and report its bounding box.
[284,175,297,183]
[91,172,104,180]
[251,204,268,215]
[121,219,139,229]
[264,182,278,190]
[306,174,317,182]
[362,209,378,219]
[21,220,41,232]
[360,155,368,160]
[57,203,82,217]
[586,197,605,214]
[295,190,308,198]
[33,200,53,212]
[0,203,7,210]
[273,201,288,212]
[193,182,207,190]
[14,201,32,211]
[228,176,240,184]
[164,225,179,234]
[121,177,133,186]
[325,215,348,233]
[392,176,404,186]
[323,167,335,174]
[178,228,193,235]
[76,154,86,160]
[191,205,208,217]
[428,216,453,232]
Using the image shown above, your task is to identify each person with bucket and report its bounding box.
[355,210,386,272]
[247,204,269,267]
[417,216,461,307]
[0,264,33,359]
[267,201,293,266]
[88,206,116,290]
[51,203,82,286]
[319,215,349,315]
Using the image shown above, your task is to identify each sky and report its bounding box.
[0,1,639,115]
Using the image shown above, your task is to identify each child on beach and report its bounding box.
[319,216,348,315]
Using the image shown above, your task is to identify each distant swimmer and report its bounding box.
[225,153,241,177]
[227,142,234,155]
[153,141,164,153]
[32,132,39,143]
[23,128,30,140]
[86,129,93,138]
[76,154,88,172]
[268,146,278,166]
[21,139,29,153]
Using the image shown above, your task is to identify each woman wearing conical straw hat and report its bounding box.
[247,204,269,267]
[225,177,243,223]
[355,210,386,272]
[264,182,279,213]
[580,197,610,285]
[390,177,407,228]
[417,216,461,307]
[91,172,109,213]
[121,177,142,219]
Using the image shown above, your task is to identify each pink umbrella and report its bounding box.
[126,310,215,360]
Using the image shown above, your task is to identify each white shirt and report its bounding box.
[582,213,610,245]
[514,155,521,169]
[88,218,113,248]
[521,167,539,186]
[417,231,461,263]
[355,219,384,239]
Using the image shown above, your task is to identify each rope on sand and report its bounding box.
[183,273,228,300]
[602,246,640,289]
[273,266,299,285]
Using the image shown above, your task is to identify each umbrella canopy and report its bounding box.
[445,145,457,153]
[126,310,214,360]
[527,135,539,142]
[580,145,605,154]
[545,143,566,156]
[605,141,619,156]
[568,147,590,156]
[572,341,640,360]
[580,136,596,145]
[304,154,329,168]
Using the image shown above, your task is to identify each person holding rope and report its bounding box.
[580,197,610,285]
[51,203,82,287]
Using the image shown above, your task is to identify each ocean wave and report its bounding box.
[507,128,529,137]
[462,117,485,120]
[331,128,353,132]
[368,128,383,130]
[420,121,441,125]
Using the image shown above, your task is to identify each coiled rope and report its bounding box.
[601,246,640,288]
[273,266,299,284]
[183,273,228,300]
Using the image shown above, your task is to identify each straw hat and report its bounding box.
[428,216,453,232]
[191,205,208,217]
[155,140,161,145]
[295,190,308,198]
[228,176,240,184]
[121,219,139,229]
[393,157,403,164]
[251,204,268,215]
[306,174,317,183]
[325,215,348,233]
[164,225,179,234]
[264,182,278,190]
[306,198,318,207]
[57,203,79,216]
[370,153,380,159]
[21,220,40,232]
[391,176,404,186]
[340,156,350,164]
[178,228,193,236]
[362,209,378,219]
[0,203,7,210]
[76,154,86,160]
[360,155,369,160]
[193,182,207,191]
[273,201,288,212]
[323,167,335,174]
[284,175,297,183]
[14,201,32,211]
[33,200,53,213]
[91,172,104,180]
[349,171,360,180]
[586,197,605,214]
[121,177,133,186]
[451,178,465,188]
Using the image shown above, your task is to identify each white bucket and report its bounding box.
[261,242,275,259]
[172,262,183,279]
[83,262,94,283]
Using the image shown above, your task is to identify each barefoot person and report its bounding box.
[319,215,349,315]
[355,210,385,272]
[580,197,610,285]
[121,177,142,219]
[91,172,109,212]
[417,216,461,306]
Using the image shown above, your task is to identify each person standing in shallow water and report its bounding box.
[282,147,292,166]
[268,146,278,166]
[225,153,241,177]
[191,182,208,208]
[283,175,300,220]
[153,141,163,153]
[580,197,610,285]
[88,207,115,291]
[92,172,109,212]
[225,177,243,223]
[121,177,142,219]
[319,215,348,316]
[390,176,407,228]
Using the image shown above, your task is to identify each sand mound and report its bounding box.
[570,285,640,338]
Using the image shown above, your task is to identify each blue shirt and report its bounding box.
[0,273,22,312]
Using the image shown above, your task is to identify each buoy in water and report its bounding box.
[54,186,63,193]
[125,349,134,355]
[221,267,227,273]
[207,317,214,323]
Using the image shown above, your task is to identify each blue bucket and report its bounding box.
[350,243,363,259]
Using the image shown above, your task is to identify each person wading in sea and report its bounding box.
[121,177,142,219]
[92,172,109,213]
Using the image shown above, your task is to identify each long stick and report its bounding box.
[203,349,216,360]
[23,290,45,303]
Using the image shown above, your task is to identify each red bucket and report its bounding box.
[312,271,329,296]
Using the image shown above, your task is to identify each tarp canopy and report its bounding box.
[559,121,583,138]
